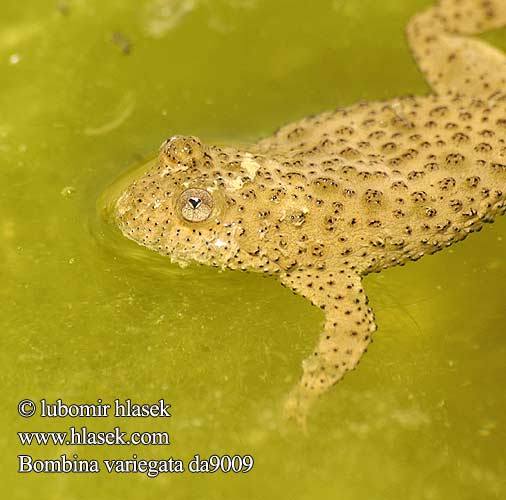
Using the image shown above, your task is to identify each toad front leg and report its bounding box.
[280,269,376,424]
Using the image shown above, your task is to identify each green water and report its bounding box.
[1,0,505,498]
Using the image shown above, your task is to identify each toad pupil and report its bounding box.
[188,197,201,209]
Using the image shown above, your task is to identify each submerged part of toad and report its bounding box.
[115,0,506,422]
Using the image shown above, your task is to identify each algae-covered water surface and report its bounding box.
[1,0,505,498]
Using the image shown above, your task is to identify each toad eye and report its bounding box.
[178,188,214,222]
